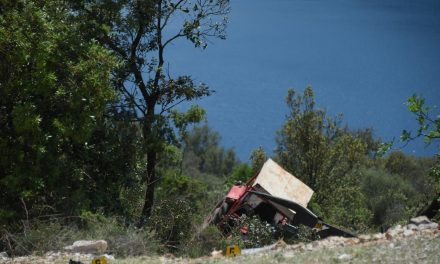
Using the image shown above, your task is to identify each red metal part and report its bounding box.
[226,185,247,201]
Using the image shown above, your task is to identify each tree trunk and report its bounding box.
[138,98,158,227]
[139,149,157,226]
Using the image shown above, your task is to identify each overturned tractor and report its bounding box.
[204,159,354,238]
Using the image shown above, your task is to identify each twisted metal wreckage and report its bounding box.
[203,159,355,239]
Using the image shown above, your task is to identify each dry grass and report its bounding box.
[111,233,439,264]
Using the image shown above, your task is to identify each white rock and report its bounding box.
[211,249,222,258]
[417,222,438,230]
[337,253,352,260]
[0,251,8,259]
[102,254,115,260]
[64,240,108,254]
[386,230,400,240]
[387,225,403,233]
[372,233,385,240]
[358,234,372,242]
[405,224,418,231]
[410,216,431,226]
[403,229,414,237]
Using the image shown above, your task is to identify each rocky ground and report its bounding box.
[1,216,439,264]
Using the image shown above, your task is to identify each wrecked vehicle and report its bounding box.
[204,159,354,238]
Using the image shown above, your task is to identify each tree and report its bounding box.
[250,146,267,175]
[0,0,116,222]
[401,94,440,144]
[68,0,230,224]
[275,87,373,229]
[399,94,440,218]
[181,124,238,178]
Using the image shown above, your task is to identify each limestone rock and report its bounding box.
[386,229,401,240]
[405,224,418,231]
[418,222,438,230]
[0,251,8,260]
[410,216,431,226]
[337,253,352,260]
[211,249,222,258]
[403,229,414,237]
[358,234,372,242]
[64,240,108,254]
[372,233,385,240]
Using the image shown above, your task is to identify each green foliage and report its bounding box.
[68,0,230,221]
[405,94,440,143]
[378,94,439,155]
[0,0,116,222]
[156,170,207,209]
[275,87,373,230]
[182,124,239,179]
[283,224,320,245]
[250,146,267,174]
[224,163,253,188]
[227,215,278,249]
[360,168,418,229]
[149,197,196,252]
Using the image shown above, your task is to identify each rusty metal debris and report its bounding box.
[204,159,355,238]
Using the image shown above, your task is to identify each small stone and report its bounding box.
[386,230,400,240]
[290,242,305,251]
[418,222,438,230]
[359,234,372,242]
[403,229,414,237]
[347,238,360,245]
[406,224,418,231]
[337,253,352,260]
[102,254,114,260]
[305,243,314,251]
[0,251,8,259]
[410,216,431,226]
[164,253,175,259]
[211,249,222,258]
[387,225,403,233]
[372,233,385,240]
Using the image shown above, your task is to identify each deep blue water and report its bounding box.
[167,0,440,161]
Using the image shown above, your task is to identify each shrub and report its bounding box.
[148,197,196,252]
[1,213,159,257]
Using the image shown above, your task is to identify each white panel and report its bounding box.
[252,159,314,207]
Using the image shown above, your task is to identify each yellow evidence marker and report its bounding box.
[91,256,107,264]
[225,245,241,257]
